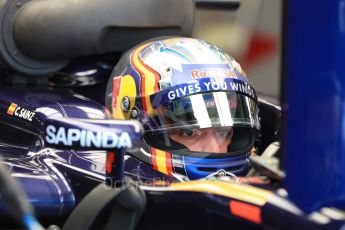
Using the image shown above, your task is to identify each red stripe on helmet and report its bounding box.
[112,76,122,110]
[130,51,147,112]
[137,56,160,92]
[130,45,160,114]
[165,152,173,176]
[151,147,159,171]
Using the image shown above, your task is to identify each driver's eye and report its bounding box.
[180,130,195,137]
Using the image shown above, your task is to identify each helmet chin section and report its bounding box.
[182,154,251,180]
[127,143,251,181]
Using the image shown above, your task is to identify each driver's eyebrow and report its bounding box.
[168,127,197,135]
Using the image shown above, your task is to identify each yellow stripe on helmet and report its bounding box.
[112,75,136,120]
[131,43,160,115]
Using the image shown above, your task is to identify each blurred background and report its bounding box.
[193,0,282,105]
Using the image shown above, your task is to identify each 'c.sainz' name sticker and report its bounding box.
[7,103,36,122]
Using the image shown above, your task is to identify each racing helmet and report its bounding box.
[105,37,260,180]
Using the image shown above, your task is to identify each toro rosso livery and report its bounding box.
[0,37,345,230]
[0,88,344,229]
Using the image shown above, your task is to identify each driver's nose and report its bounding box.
[192,129,229,153]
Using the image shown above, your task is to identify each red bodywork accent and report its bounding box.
[106,151,115,174]
[229,200,262,224]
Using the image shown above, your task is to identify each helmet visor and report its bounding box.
[143,92,259,155]
[146,92,260,133]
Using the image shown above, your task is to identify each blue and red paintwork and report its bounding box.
[0,86,344,229]
[1,0,345,225]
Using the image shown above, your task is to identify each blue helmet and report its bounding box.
[106,37,260,180]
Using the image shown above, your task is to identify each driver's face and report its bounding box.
[169,127,233,153]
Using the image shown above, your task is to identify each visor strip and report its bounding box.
[213,92,233,127]
[190,94,212,128]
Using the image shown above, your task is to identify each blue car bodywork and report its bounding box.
[0,86,344,229]
[0,0,345,229]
